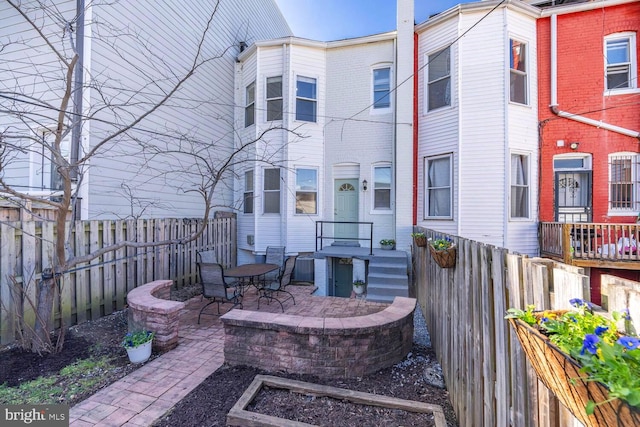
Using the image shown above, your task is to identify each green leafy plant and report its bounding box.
[428,237,453,251]
[506,299,640,414]
[352,280,365,287]
[121,330,154,349]
[379,239,395,246]
[410,232,426,238]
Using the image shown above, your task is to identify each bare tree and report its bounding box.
[0,0,296,353]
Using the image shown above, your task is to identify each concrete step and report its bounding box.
[367,273,408,287]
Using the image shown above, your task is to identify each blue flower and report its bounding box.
[540,317,549,323]
[581,334,600,355]
[570,298,584,307]
[622,308,631,321]
[594,325,609,336]
[617,336,640,350]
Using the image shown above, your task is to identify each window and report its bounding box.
[266,76,283,121]
[243,170,254,214]
[510,154,529,218]
[427,47,451,111]
[424,155,452,218]
[605,33,637,91]
[609,153,639,211]
[263,168,280,214]
[509,39,527,104]
[244,82,255,127]
[295,169,317,214]
[373,67,391,109]
[296,76,317,122]
[373,166,391,209]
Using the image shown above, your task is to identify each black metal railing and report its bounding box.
[315,221,374,255]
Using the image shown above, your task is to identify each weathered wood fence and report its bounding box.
[0,217,236,346]
[413,227,639,427]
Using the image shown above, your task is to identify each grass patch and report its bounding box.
[0,356,115,405]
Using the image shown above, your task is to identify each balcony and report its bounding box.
[540,222,640,270]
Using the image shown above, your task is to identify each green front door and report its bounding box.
[334,179,359,240]
[333,258,353,297]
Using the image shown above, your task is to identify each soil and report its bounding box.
[0,284,458,426]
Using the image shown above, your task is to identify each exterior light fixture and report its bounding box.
[570,142,580,150]
[362,179,368,191]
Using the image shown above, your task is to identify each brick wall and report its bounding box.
[221,297,416,378]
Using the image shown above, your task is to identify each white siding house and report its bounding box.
[416,0,540,256]
[0,0,291,220]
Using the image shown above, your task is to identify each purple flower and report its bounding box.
[570,298,584,307]
[617,336,640,350]
[594,325,609,336]
[622,308,631,321]
[581,334,600,355]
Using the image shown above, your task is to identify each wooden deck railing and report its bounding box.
[540,222,640,268]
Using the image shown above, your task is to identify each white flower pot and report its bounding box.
[353,285,365,295]
[125,340,152,364]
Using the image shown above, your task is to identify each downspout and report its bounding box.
[71,0,84,182]
[550,14,640,140]
[392,36,397,240]
[412,32,418,226]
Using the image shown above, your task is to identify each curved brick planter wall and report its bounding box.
[221,296,416,378]
[126,280,185,352]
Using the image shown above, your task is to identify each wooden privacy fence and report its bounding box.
[0,217,236,346]
[413,227,639,427]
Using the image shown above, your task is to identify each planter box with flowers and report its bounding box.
[379,239,395,250]
[122,330,155,364]
[428,237,456,268]
[411,232,427,247]
[506,299,639,427]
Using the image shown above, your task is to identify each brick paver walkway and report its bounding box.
[69,285,387,426]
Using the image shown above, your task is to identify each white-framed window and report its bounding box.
[243,170,254,214]
[609,153,639,212]
[424,154,452,219]
[509,39,527,105]
[373,67,391,109]
[510,153,530,219]
[296,76,317,122]
[263,168,280,214]
[266,76,283,121]
[244,81,255,127]
[605,32,637,92]
[373,165,391,210]
[426,47,451,111]
[295,168,318,214]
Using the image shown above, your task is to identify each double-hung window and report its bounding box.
[296,76,317,122]
[266,76,283,121]
[263,168,280,214]
[605,33,637,92]
[427,47,451,111]
[295,168,317,214]
[373,166,391,209]
[509,39,527,104]
[510,154,530,219]
[373,67,391,109]
[245,82,255,127]
[609,153,639,211]
[424,155,452,218]
[243,170,254,214]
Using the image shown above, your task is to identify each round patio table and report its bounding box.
[225,263,279,295]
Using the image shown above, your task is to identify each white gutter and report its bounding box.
[550,14,640,140]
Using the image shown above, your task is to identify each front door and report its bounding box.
[334,179,359,240]
[332,258,353,297]
[555,171,592,222]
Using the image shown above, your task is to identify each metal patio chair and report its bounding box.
[197,262,242,323]
[197,249,217,264]
[257,255,297,312]
[264,246,286,281]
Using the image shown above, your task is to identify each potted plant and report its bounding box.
[379,239,395,250]
[122,330,154,364]
[506,300,640,427]
[411,232,427,247]
[428,237,456,268]
[352,280,366,295]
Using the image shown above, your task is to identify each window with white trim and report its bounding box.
[373,166,391,209]
[426,47,450,111]
[296,76,317,122]
[609,153,639,211]
[424,154,452,218]
[266,76,283,121]
[295,168,317,214]
[244,81,255,127]
[509,39,527,104]
[605,33,637,91]
[243,170,254,214]
[263,168,280,214]
[510,154,530,218]
[373,67,391,109]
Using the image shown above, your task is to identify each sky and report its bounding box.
[274,0,480,41]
